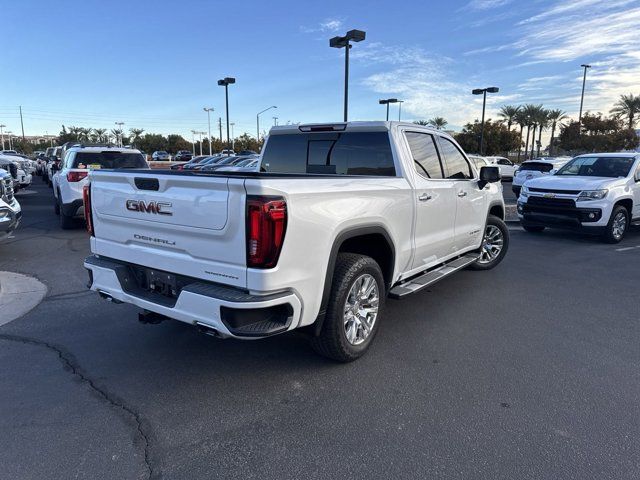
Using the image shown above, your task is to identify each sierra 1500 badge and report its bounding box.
[126,200,173,216]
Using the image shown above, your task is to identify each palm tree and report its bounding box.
[527,105,546,160]
[129,128,145,147]
[78,127,92,142]
[514,109,527,162]
[520,104,538,161]
[413,120,429,126]
[546,109,567,156]
[111,128,123,146]
[94,128,107,143]
[610,93,640,129]
[535,109,549,157]
[427,117,448,130]
[498,105,520,131]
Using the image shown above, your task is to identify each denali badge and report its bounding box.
[134,234,176,246]
[126,200,172,215]
[543,193,555,198]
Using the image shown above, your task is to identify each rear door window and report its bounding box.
[262,131,396,176]
[405,132,443,179]
[72,151,147,169]
[438,138,472,179]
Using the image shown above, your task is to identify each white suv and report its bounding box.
[484,156,517,180]
[512,157,571,197]
[517,153,640,243]
[52,146,149,229]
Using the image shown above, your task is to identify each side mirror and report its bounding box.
[549,169,558,175]
[51,163,59,172]
[478,166,500,189]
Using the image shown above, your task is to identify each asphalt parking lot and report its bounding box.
[1,181,639,480]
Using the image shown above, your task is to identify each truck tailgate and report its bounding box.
[89,171,247,288]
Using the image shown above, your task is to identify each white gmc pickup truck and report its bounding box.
[84,122,508,361]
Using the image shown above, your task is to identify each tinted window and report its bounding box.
[405,132,443,179]
[439,138,472,179]
[72,151,147,169]
[497,159,511,165]
[262,132,396,176]
[556,156,635,178]
[519,162,554,173]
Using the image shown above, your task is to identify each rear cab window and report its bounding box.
[261,131,396,176]
[437,137,473,179]
[69,151,148,170]
[519,162,554,173]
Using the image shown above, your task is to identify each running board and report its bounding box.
[388,253,479,299]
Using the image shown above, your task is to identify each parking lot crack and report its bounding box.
[0,334,157,479]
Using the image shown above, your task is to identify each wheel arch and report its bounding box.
[614,197,633,216]
[312,225,396,336]
[488,202,505,220]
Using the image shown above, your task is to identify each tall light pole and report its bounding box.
[257,106,277,141]
[398,100,404,121]
[330,29,366,122]
[273,116,278,126]
[472,87,499,155]
[0,124,5,150]
[198,131,204,155]
[203,107,214,155]
[115,121,125,147]
[190,130,196,155]
[6,132,13,150]
[217,77,235,152]
[578,64,591,131]
[379,98,399,121]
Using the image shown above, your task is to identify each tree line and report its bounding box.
[414,93,640,158]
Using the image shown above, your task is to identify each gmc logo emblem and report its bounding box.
[126,200,173,216]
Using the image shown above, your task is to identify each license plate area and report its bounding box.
[129,265,181,299]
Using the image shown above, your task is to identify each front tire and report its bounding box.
[469,215,509,270]
[602,206,628,244]
[310,253,385,362]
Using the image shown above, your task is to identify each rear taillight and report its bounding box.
[83,184,94,236]
[67,171,88,182]
[246,196,287,268]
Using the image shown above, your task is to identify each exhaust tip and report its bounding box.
[195,322,223,338]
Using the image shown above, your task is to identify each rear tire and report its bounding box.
[310,253,385,362]
[469,215,509,271]
[602,206,628,244]
[522,224,545,233]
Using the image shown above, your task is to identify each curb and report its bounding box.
[0,272,48,327]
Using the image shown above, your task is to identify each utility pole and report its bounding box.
[0,124,5,150]
[329,29,366,122]
[198,131,203,155]
[578,64,591,132]
[218,117,223,143]
[217,77,235,151]
[203,107,214,155]
[190,130,196,155]
[19,106,25,140]
[230,123,235,150]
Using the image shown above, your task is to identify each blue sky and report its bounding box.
[1,0,639,140]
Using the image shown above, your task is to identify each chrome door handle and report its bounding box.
[457,191,468,197]
[418,193,432,202]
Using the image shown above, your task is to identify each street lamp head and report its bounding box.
[330,36,348,48]
[217,77,235,86]
[204,107,214,112]
[345,29,366,42]
[472,89,484,95]
[379,98,399,105]
[486,87,499,93]
[581,64,591,69]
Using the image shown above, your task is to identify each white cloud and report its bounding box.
[357,44,516,127]
[465,0,512,9]
[467,1,640,116]
[300,18,344,34]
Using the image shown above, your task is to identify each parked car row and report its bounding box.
[172,152,261,172]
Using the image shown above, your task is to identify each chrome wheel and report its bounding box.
[612,212,627,240]
[343,274,379,346]
[478,224,504,264]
